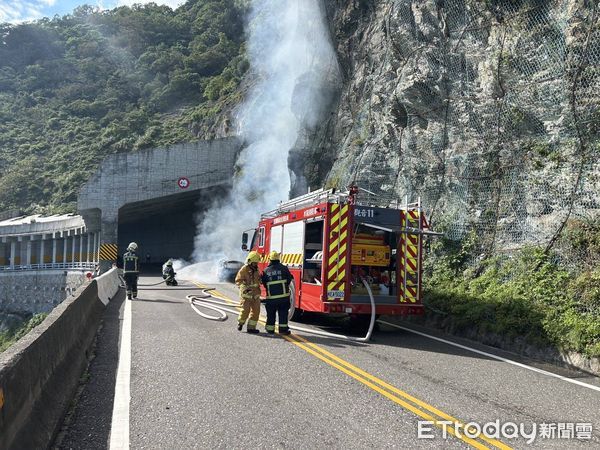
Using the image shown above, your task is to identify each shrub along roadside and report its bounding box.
[0,313,48,353]
[422,229,600,359]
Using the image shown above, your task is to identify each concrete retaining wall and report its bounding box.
[0,269,120,450]
[0,271,88,315]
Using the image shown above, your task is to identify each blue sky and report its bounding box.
[0,0,185,23]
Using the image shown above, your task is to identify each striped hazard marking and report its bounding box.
[280,253,302,265]
[326,203,349,300]
[260,253,302,265]
[399,210,421,303]
[99,243,118,262]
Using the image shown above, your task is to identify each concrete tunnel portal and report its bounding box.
[117,185,229,267]
[77,137,242,271]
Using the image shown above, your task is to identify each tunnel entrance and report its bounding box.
[117,185,229,270]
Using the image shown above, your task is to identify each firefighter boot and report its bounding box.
[246,318,259,333]
[237,323,243,331]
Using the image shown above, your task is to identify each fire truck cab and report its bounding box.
[241,187,432,318]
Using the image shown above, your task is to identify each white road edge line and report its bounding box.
[379,320,600,393]
[110,296,132,449]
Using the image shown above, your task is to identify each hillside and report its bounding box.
[1,0,599,362]
[0,0,245,214]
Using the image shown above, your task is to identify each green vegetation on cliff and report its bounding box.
[0,0,247,214]
[424,219,600,358]
[0,313,48,353]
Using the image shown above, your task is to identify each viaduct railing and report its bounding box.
[0,262,97,272]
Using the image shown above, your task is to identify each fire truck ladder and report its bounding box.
[261,188,350,218]
[396,197,441,304]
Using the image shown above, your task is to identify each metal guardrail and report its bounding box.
[0,262,97,272]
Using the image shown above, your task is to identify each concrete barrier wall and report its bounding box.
[96,268,121,306]
[0,271,88,316]
[0,269,120,450]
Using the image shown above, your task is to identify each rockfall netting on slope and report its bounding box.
[326,0,599,265]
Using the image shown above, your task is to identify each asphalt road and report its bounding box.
[56,275,600,449]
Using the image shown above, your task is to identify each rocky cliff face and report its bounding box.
[303,0,599,254]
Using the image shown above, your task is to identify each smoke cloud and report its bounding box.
[190,0,339,269]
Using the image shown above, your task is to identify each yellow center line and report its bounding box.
[189,281,510,450]
[288,334,511,450]
[283,334,492,449]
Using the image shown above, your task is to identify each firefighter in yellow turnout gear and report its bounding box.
[234,251,262,334]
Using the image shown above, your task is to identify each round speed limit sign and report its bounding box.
[177,177,190,189]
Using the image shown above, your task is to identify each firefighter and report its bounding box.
[234,251,261,334]
[123,242,139,299]
[162,259,178,286]
[261,251,293,335]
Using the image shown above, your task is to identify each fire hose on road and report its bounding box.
[187,278,377,342]
[187,290,232,321]
[118,274,166,288]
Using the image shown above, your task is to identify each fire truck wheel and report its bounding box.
[288,281,303,322]
[290,307,304,322]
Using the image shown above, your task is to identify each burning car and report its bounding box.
[215,259,244,282]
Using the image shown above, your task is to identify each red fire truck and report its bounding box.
[241,187,434,319]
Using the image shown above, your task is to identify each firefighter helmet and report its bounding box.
[269,250,280,261]
[246,251,261,264]
[127,242,138,251]
[166,259,173,266]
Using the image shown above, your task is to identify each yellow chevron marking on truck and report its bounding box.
[326,203,349,301]
[277,253,302,266]
[328,257,346,280]
[340,215,348,229]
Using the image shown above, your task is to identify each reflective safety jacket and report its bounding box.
[235,264,261,300]
[123,251,139,274]
[261,261,293,300]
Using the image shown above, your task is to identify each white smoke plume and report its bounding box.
[190,0,339,269]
